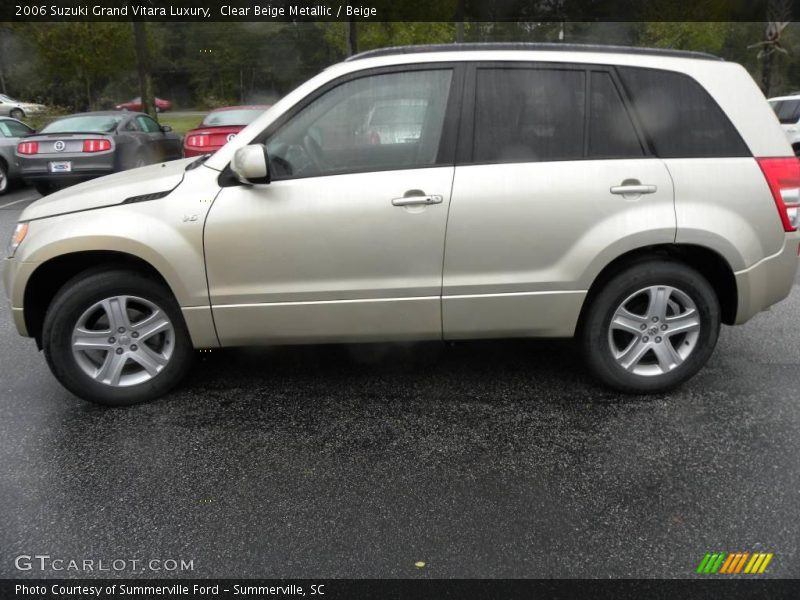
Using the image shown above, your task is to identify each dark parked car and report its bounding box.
[183,105,270,157]
[0,116,35,195]
[16,111,182,195]
[115,97,172,112]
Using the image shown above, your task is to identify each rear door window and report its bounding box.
[588,71,645,158]
[473,67,585,163]
[617,66,750,158]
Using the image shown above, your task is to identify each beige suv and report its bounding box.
[4,44,800,406]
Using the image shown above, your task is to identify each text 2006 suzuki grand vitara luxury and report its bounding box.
[4,44,799,405]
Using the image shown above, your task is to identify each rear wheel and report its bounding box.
[34,182,52,196]
[43,269,194,406]
[580,261,720,394]
[0,160,8,195]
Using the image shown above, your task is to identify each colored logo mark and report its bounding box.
[696,552,773,575]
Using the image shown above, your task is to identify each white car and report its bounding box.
[0,94,47,120]
[768,94,800,155]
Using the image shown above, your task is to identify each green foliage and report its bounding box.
[27,22,135,108]
[638,22,730,53]
[2,20,800,111]
[323,22,456,55]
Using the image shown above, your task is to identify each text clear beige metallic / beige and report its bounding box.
[3,44,799,405]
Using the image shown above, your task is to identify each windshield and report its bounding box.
[41,115,123,134]
[202,109,265,127]
[770,99,800,124]
[0,94,17,103]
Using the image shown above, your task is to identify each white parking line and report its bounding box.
[0,194,38,209]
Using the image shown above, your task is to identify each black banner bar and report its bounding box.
[2,0,795,23]
[3,579,800,600]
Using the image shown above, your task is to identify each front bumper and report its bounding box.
[735,234,800,324]
[2,256,36,336]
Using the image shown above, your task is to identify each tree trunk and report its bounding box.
[455,0,465,43]
[761,50,775,96]
[346,18,358,57]
[133,21,156,118]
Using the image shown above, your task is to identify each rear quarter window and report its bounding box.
[617,66,750,158]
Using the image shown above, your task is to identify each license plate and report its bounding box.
[49,161,71,173]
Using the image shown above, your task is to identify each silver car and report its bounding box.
[4,44,800,405]
[0,116,35,195]
[0,94,46,120]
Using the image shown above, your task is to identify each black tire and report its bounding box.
[0,160,8,195]
[42,269,194,406]
[9,108,24,120]
[34,182,52,196]
[579,261,720,394]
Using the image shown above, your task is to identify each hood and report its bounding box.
[20,157,196,222]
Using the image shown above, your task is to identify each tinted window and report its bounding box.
[0,119,32,137]
[589,72,644,158]
[267,69,452,179]
[473,68,585,163]
[136,115,161,133]
[41,115,122,134]
[770,99,800,124]
[618,67,749,158]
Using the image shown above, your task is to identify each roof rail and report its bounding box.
[345,43,723,63]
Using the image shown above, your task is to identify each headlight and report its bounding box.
[6,222,28,258]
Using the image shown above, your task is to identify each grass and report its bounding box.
[157,114,204,135]
[24,112,205,136]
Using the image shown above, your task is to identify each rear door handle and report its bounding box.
[610,184,657,195]
[392,193,443,207]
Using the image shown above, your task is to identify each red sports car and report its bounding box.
[115,97,172,112]
[183,105,270,157]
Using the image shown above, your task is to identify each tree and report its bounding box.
[28,23,134,110]
[133,21,156,118]
[638,22,730,54]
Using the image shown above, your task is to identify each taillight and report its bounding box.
[82,139,111,152]
[186,134,209,147]
[757,157,800,232]
[17,141,38,155]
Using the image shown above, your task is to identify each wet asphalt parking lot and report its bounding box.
[1,185,799,579]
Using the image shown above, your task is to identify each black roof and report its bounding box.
[346,43,723,63]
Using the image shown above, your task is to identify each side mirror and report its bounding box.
[231,144,270,185]
[160,125,172,133]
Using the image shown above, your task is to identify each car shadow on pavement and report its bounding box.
[173,339,651,409]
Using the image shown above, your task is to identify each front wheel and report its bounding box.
[9,108,24,120]
[579,261,720,394]
[42,269,194,406]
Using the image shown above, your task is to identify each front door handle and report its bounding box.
[392,190,443,207]
[610,182,657,196]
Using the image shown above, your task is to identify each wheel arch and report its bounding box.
[23,250,176,348]
[577,244,738,334]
